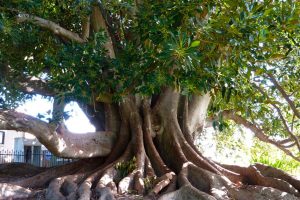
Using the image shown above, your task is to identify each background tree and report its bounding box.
[0,0,300,199]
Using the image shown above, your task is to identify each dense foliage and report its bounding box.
[1,0,300,159]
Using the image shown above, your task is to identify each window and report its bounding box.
[0,131,4,144]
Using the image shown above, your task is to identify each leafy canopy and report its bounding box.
[0,1,300,144]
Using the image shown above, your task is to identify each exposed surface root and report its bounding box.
[162,174,177,194]
[230,185,300,200]
[133,171,145,195]
[1,138,299,200]
[246,165,299,196]
[221,163,300,197]
[0,163,46,181]
[1,93,300,200]
[0,183,33,199]
[144,156,155,177]
[95,186,115,200]
[158,185,216,200]
[96,167,118,192]
[77,144,131,200]
[254,163,300,191]
[178,162,232,200]
[149,172,175,196]
[16,158,101,189]
[46,175,78,200]
[117,171,135,194]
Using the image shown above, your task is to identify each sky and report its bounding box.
[16,95,95,133]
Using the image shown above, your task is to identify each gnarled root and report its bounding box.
[0,183,33,199]
[46,174,81,200]
[2,94,300,200]
[230,185,300,200]
[158,162,232,200]
[221,163,300,197]
[148,172,175,196]
[78,142,132,200]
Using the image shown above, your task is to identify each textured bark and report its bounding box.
[185,93,211,138]
[82,16,91,40]
[91,5,116,58]
[1,90,300,200]
[16,14,86,43]
[0,110,115,158]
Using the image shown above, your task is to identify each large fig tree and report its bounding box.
[1,0,300,199]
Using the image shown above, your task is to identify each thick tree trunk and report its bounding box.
[1,89,300,200]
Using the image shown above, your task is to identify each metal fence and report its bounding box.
[0,150,74,167]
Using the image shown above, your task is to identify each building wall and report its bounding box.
[0,130,23,151]
[14,138,24,152]
[0,130,74,167]
[0,130,44,151]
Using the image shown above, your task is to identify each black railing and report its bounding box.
[0,150,74,167]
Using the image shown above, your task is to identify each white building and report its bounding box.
[0,130,48,165]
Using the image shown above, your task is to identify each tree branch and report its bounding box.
[0,110,115,158]
[18,76,55,96]
[51,95,65,124]
[222,110,300,162]
[16,13,85,43]
[291,113,295,132]
[253,84,300,152]
[91,5,116,58]
[272,103,300,151]
[267,73,300,119]
[278,137,300,145]
[81,15,90,40]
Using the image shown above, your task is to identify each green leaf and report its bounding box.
[240,11,246,20]
[190,40,200,48]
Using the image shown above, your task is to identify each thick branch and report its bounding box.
[0,110,115,158]
[91,5,116,58]
[222,110,300,162]
[16,14,85,43]
[81,16,90,40]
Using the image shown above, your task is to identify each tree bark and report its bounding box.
[0,110,114,158]
[16,14,86,43]
[1,1,300,199]
[1,89,300,199]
